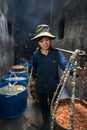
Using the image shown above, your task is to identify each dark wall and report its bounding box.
[56,0,87,51]
[54,0,87,99]
[0,0,14,81]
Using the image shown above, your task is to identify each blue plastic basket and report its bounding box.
[0,81,28,119]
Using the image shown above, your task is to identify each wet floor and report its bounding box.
[0,89,69,130]
[0,97,43,130]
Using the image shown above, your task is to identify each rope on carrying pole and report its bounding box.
[50,49,85,130]
[70,69,76,130]
[55,48,87,57]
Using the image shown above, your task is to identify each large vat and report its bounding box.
[2,73,29,84]
[0,81,28,119]
[51,98,87,130]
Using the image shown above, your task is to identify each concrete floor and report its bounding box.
[1,87,87,130]
[0,89,69,130]
[0,96,43,130]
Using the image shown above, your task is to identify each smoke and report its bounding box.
[9,0,64,60]
[13,0,65,33]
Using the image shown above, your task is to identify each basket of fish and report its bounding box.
[0,81,28,118]
[51,98,87,130]
[2,73,29,84]
[11,64,29,74]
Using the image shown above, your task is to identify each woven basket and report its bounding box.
[51,98,87,130]
[11,65,25,72]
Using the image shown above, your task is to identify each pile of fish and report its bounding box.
[0,82,26,97]
[6,77,27,81]
[55,102,87,130]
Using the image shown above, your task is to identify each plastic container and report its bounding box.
[19,60,32,74]
[2,73,29,84]
[0,81,28,119]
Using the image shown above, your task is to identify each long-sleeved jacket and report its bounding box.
[32,47,73,94]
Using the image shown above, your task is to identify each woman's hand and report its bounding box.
[76,67,87,76]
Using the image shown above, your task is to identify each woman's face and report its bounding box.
[38,37,51,50]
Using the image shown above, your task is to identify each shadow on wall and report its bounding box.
[0,10,14,81]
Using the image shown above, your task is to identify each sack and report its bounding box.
[28,76,38,100]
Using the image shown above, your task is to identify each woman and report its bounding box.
[30,24,87,130]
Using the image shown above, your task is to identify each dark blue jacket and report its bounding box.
[32,47,73,94]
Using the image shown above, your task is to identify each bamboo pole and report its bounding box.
[55,47,87,57]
